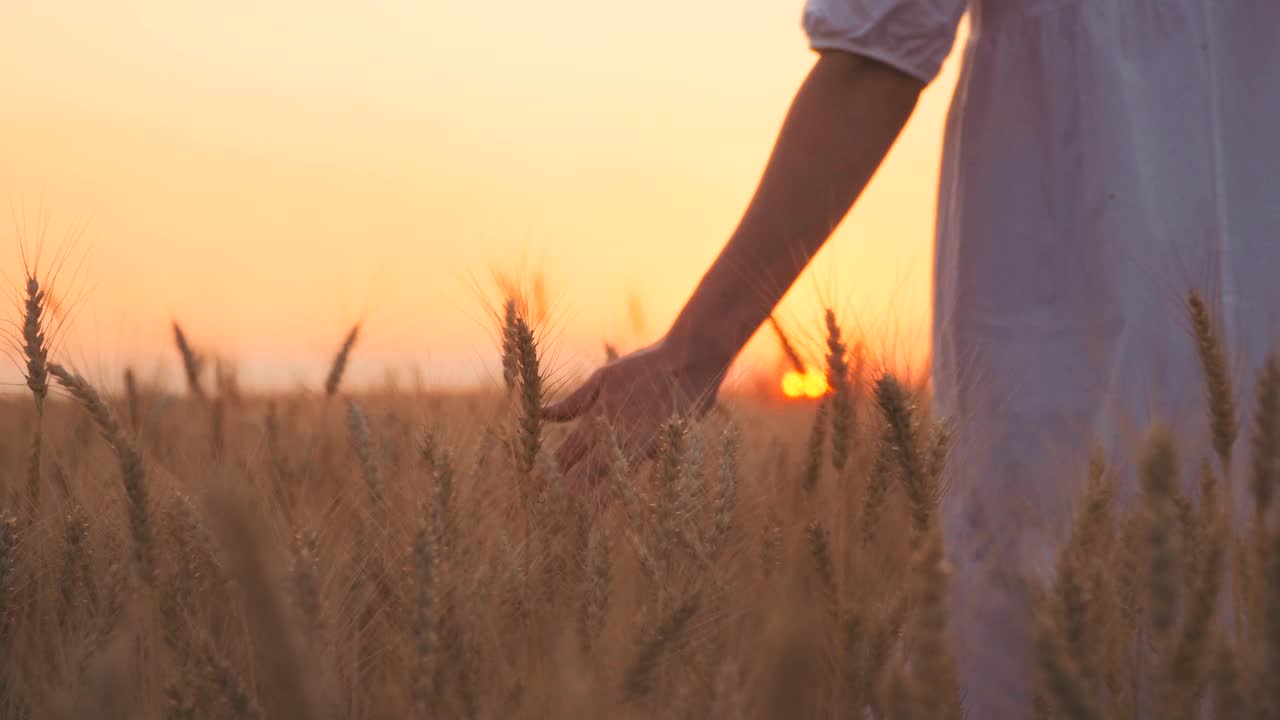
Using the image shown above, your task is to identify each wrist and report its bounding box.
[661,324,739,379]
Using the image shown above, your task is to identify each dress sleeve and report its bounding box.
[803,0,966,84]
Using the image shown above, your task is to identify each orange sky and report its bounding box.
[1,2,965,392]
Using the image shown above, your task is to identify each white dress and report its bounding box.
[805,0,1280,716]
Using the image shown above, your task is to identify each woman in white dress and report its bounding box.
[547,1,1280,715]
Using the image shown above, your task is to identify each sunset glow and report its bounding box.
[0,3,965,391]
[780,369,829,400]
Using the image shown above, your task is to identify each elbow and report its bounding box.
[814,49,926,115]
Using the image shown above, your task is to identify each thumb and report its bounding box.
[543,369,604,422]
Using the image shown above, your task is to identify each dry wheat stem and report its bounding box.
[514,315,543,479]
[1142,427,1179,638]
[623,593,700,703]
[801,397,829,493]
[172,322,205,399]
[501,298,520,394]
[49,363,154,582]
[825,309,854,472]
[709,421,739,559]
[1189,291,1238,472]
[346,400,383,507]
[1252,354,1280,522]
[324,324,360,397]
[22,276,49,521]
[875,375,930,534]
[1034,601,1102,720]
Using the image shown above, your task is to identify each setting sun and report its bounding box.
[0,3,960,390]
[780,369,828,399]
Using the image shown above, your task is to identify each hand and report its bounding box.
[545,337,726,477]
[543,52,916,480]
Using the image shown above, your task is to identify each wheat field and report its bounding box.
[6,271,1280,719]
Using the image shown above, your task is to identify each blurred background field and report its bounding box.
[1,286,949,718]
[6,269,1280,719]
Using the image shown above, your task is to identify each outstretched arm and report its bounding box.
[666,50,924,372]
[548,50,926,471]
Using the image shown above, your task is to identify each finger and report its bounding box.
[583,451,611,486]
[543,370,604,423]
[640,431,663,462]
[555,422,597,473]
[564,444,611,497]
[694,388,720,418]
[609,413,660,464]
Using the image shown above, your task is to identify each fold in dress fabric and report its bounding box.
[804,1,1280,716]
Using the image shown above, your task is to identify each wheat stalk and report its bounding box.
[761,510,782,580]
[412,501,439,718]
[862,426,895,545]
[291,529,324,636]
[807,521,838,621]
[202,641,263,720]
[655,416,687,578]
[322,322,358,394]
[123,367,140,433]
[1141,427,1179,638]
[1054,546,1092,695]
[172,322,205,398]
[0,513,17,690]
[57,508,89,631]
[1034,600,1101,720]
[1263,519,1280,717]
[681,423,706,526]
[864,597,907,719]
[623,593,700,702]
[767,314,806,374]
[209,396,225,460]
[1252,354,1280,523]
[600,417,642,525]
[346,400,383,507]
[1213,640,1245,719]
[49,363,154,582]
[422,432,456,557]
[841,610,866,719]
[324,324,360,397]
[206,494,317,720]
[875,375,930,534]
[500,297,520,394]
[825,309,854,472]
[22,276,49,402]
[908,529,960,718]
[579,525,612,656]
[1053,448,1113,695]
[801,397,829,493]
[1168,496,1224,712]
[514,315,543,479]
[21,275,50,521]
[265,401,289,488]
[1188,291,1238,471]
[708,421,739,559]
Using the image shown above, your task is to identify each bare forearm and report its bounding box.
[665,51,923,370]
